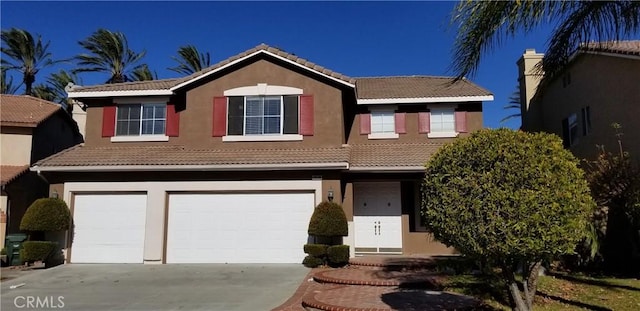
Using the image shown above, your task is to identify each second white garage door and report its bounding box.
[166,192,315,263]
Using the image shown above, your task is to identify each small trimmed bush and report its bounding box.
[327,245,350,266]
[303,244,328,257]
[20,198,71,232]
[302,255,324,268]
[20,241,57,263]
[308,201,348,237]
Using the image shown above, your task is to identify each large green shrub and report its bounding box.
[308,201,348,237]
[327,245,349,267]
[304,244,328,257]
[20,241,57,263]
[20,198,71,232]
[422,129,594,311]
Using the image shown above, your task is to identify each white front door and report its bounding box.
[72,194,147,263]
[354,182,402,254]
[166,192,314,263]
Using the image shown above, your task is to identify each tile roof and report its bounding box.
[68,79,180,93]
[69,44,355,93]
[355,76,492,99]
[0,165,30,186]
[349,143,444,168]
[580,40,640,56]
[0,95,62,127]
[34,145,350,167]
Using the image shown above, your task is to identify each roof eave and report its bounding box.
[357,95,494,105]
[348,166,426,172]
[31,162,350,173]
[67,89,174,99]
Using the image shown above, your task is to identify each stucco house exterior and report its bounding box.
[34,44,493,264]
[0,95,83,247]
[518,41,640,160]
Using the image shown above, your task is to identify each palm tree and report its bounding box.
[31,84,56,102]
[75,29,148,83]
[131,64,156,81]
[168,45,211,75]
[1,67,21,94]
[1,28,59,95]
[451,1,640,78]
[500,87,522,125]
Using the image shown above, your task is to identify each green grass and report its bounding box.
[442,272,640,310]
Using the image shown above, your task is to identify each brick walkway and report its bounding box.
[271,256,480,311]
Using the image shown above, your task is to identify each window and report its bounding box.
[562,113,579,148]
[116,103,166,136]
[430,108,455,133]
[370,111,395,134]
[227,95,299,136]
[581,106,591,135]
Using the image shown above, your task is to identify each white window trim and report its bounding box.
[111,135,169,142]
[224,84,303,96]
[222,134,303,142]
[427,132,459,138]
[368,133,399,140]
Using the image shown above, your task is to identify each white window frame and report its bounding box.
[222,92,303,142]
[581,106,592,135]
[427,107,458,138]
[111,97,169,142]
[368,107,398,140]
[243,95,284,136]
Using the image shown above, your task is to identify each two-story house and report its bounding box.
[34,44,493,264]
[518,41,640,160]
[0,95,83,247]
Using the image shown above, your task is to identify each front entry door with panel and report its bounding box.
[354,182,402,254]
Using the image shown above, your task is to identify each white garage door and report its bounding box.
[167,193,315,263]
[72,194,147,263]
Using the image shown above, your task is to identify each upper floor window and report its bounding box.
[430,108,456,136]
[116,103,166,136]
[228,95,299,136]
[370,110,395,134]
[214,84,313,142]
[562,113,579,148]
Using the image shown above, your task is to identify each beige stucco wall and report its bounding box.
[533,54,640,161]
[0,130,33,166]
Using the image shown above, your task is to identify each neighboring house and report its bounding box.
[518,41,640,160]
[34,44,493,264]
[0,95,83,247]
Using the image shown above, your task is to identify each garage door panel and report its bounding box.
[72,194,147,263]
[167,193,314,263]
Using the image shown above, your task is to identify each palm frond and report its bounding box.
[168,44,211,75]
[500,86,522,125]
[131,64,156,81]
[1,68,22,94]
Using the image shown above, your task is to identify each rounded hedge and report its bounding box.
[20,198,71,232]
[327,245,350,266]
[302,255,324,268]
[20,241,57,263]
[422,129,595,261]
[308,201,348,237]
[304,244,328,257]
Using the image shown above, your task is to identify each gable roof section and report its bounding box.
[355,76,493,104]
[0,95,62,127]
[67,44,355,98]
[579,40,640,57]
[0,165,30,186]
[32,145,350,171]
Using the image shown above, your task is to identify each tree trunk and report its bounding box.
[502,265,529,311]
[525,261,542,309]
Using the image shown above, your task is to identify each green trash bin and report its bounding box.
[5,234,28,266]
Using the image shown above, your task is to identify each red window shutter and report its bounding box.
[166,103,180,137]
[102,106,116,137]
[360,113,371,134]
[455,111,468,133]
[418,112,430,133]
[212,97,227,137]
[299,95,314,136]
[394,112,406,134]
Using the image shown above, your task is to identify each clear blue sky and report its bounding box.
[1,1,557,129]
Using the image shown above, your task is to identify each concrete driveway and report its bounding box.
[1,264,309,311]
